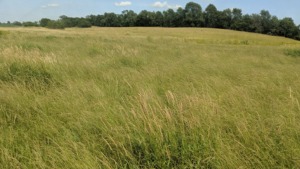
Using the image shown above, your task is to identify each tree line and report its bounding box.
[1,2,300,40]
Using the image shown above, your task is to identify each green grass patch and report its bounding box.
[0,62,55,91]
[119,57,145,69]
[45,35,58,40]
[18,43,44,51]
[285,49,300,57]
[0,30,9,37]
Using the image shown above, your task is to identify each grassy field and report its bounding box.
[1,27,300,168]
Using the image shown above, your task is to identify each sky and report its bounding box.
[0,0,299,25]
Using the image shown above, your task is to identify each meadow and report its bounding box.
[1,27,300,168]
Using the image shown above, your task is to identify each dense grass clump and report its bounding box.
[0,62,54,90]
[0,27,300,168]
[0,30,9,37]
[285,49,300,57]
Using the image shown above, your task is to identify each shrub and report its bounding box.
[23,21,39,27]
[46,21,65,29]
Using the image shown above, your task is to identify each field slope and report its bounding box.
[1,27,300,168]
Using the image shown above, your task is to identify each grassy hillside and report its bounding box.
[1,27,300,168]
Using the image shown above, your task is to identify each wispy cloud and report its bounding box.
[152,1,168,8]
[168,5,182,10]
[115,1,132,7]
[200,0,214,2]
[42,3,60,8]
[152,1,181,10]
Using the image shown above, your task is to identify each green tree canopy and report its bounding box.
[204,4,218,28]
[184,2,204,27]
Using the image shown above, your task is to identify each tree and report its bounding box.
[12,21,22,26]
[40,18,51,27]
[240,14,255,32]
[5,2,299,40]
[174,7,185,27]
[270,16,280,35]
[219,9,232,29]
[163,9,176,27]
[136,10,154,26]
[60,15,77,27]
[77,19,92,28]
[93,15,105,26]
[153,11,164,26]
[260,10,272,34]
[204,4,218,28]
[47,20,65,29]
[23,21,39,27]
[184,2,204,27]
[101,13,121,27]
[120,10,137,27]
[86,15,98,26]
[296,25,300,40]
[251,14,263,33]
[231,8,243,30]
[278,18,298,38]
[59,16,92,28]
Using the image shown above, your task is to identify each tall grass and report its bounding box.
[1,27,300,168]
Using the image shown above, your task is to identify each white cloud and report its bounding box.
[168,4,182,10]
[115,1,132,7]
[152,1,168,8]
[152,1,181,9]
[42,3,60,8]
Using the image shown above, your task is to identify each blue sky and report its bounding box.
[0,0,299,25]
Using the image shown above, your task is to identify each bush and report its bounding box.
[23,21,39,27]
[13,21,22,26]
[46,21,65,29]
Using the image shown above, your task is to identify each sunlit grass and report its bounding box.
[1,27,300,168]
